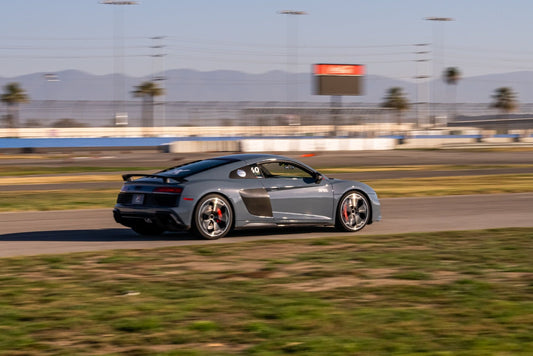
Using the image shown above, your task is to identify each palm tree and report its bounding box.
[381,87,410,127]
[132,81,165,129]
[443,67,461,121]
[490,87,518,133]
[490,87,517,115]
[1,82,29,128]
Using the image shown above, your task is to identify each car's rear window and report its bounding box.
[158,158,236,178]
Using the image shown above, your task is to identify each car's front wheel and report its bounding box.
[192,194,233,240]
[335,191,370,232]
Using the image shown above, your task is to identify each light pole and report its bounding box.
[278,10,307,106]
[425,16,454,126]
[43,73,59,123]
[100,0,138,126]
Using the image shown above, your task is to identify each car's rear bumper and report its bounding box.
[113,207,189,231]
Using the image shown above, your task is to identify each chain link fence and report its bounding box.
[5,100,533,129]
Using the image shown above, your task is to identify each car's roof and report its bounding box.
[216,153,289,162]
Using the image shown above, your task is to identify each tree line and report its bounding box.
[1,81,164,129]
[1,72,520,128]
[381,67,518,125]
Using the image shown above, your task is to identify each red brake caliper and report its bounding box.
[216,208,222,223]
[343,203,349,221]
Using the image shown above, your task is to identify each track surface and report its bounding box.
[3,149,533,168]
[1,193,532,258]
[2,150,533,257]
[2,150,533,191]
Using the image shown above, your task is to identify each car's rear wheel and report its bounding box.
[192,194,233,240]
[335,191,370,232]
[131,223,165,236]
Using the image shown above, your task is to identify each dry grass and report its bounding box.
[0,228,531,355]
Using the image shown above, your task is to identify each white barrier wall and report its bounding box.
[398,137,479,149]
[0,124,405,139]
[168,140,240,153]
[240,138,396,152]
[3,127,532,152]
[166,138,395,153]
[1,126,337,138]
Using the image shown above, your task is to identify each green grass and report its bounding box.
[0,189,117,211]
[1,163,532,177]
[0,228,532,355]
[0,161,532,211]
[320,163,533,174]
[367,173,533,197]
[0,166,157,177]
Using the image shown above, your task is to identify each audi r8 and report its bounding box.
[113,153,381,239]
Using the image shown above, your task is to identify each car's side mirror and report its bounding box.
[314,173,323,184]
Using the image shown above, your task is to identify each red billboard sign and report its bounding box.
[313,63,365,96]
[314,64,365,76]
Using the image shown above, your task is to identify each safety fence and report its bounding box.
[5,101,533,129]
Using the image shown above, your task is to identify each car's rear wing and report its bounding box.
[122,174,185,184]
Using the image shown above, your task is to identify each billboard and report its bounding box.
[313,63,365,96]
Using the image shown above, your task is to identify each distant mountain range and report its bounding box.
[1,69,533,103]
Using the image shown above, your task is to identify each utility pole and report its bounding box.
[151,36,167,127]
[414,44,430,128]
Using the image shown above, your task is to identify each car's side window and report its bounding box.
[229,164,263,179]
[259,162,313,179]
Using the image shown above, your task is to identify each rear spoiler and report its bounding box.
[122,174,185,183]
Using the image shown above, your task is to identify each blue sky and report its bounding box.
[0,0,531,80]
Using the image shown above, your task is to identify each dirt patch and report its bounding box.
[277,269,462,292]
[232,243,356,260]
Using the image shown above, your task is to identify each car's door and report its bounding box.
[228,163,275,224]
[258,160,334,222]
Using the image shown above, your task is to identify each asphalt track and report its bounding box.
[4,149,533,168]
[1,192,532,258]
[3,149,533,191]
[2,150,533,258]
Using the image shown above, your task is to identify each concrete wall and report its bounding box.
[239,138,396,152]
[164,138,396,153]
[0,124,410,139]
[2,126,533,153]
[398,137,479,149]
[167,140,240,153]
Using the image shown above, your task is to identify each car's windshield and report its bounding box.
[158,158,236,178]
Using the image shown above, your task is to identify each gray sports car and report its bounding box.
[113,153,381,239]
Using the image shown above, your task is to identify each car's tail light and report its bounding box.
[153,187,183,194]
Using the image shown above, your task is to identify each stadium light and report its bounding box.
[278,10,307,105]
[425,16,454,126]
[100,0,139,126]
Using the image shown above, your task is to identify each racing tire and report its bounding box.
[192,194,233,240]
[335,191,370,232]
